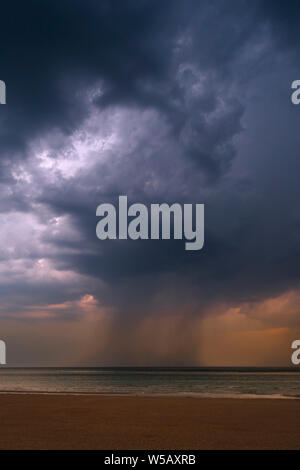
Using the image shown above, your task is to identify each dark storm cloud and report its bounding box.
[1,0,300,321]
[259,0,300,48]
[0,0,259,177]
[0,0,182,154]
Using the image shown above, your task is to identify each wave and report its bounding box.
[0,390,298,399]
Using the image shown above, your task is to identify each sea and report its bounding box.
[0,367,299,398]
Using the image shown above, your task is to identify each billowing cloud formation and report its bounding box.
[0,1,300,365]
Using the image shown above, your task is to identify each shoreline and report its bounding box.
[0,394,299,449]
[0,390,298,399]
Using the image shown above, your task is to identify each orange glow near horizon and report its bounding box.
[1,290,299,367]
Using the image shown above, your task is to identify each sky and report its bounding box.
[0,0,300,366]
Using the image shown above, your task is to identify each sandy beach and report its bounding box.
[0,394,299,449]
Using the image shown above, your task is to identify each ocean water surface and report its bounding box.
[0,367,299,398]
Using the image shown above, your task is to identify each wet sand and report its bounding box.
[0,394,299,449]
